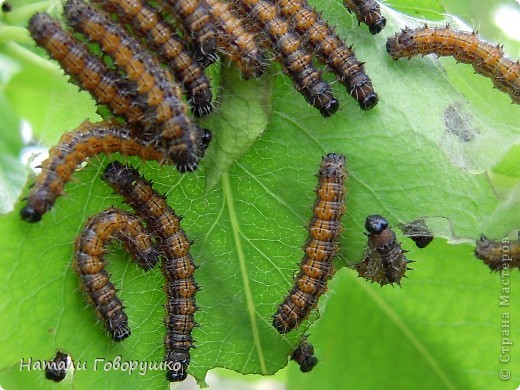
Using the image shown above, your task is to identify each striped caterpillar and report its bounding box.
[163,0,218,66]
[102,162,199,382]
[274,0,378,110]
[343,0,386,34]
[386,25,520,104]
[28,13,146,126]
[273,153,347,333]
[19,120,169,223]
[205,0,267,79]
[90,0,213,117]
[232,0,339,117]
[63,0,211,171]
[74,207,159,341]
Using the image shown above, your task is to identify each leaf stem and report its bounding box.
[0,25,32,45]
[1,41,60,74]
[222,173,268,374]
[2,1,55,25]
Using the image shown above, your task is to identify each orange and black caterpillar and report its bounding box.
[291,337,318,372]
[386,25,520,104]
[19,120,169,223]
[354,215,412,286]
[475,235,520,271]
[45,350,71,382]
[275,0,378,110]
[273,153,347,333]
[162,0,218,66]
[90,0,213,117]
[102,162,199,382]
[28,13,146,125]
[205,0,267,79]
[63,0,211,171]
[74,207,160,341]
[234,0,338,116]
[343,0,386,34]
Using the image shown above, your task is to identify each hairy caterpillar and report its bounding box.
[386,25,520,104]
[102,162,199,381]
[74,207,159,341]
[273,153,347,333]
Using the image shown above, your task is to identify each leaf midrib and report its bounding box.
[222,173,267,374]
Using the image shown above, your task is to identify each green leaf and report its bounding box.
[0,1,519,389]
[384,0,445,20]
[0,93,30,215]
[287,241,520,389]
[200,63,275,190]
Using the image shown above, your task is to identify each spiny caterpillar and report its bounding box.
[233,0,339,117]
[90,0,213,117]
[102,162,199,382]
[19,120,170,223]
[162,0,218,66]
[354,215,413,286]
[343,0,386,34]
[63,0,211,171]
[28,13,146,125]
[475,235,520,271]
[275,0,378,110]
[273,153,347,333]
[386,25,520,104]
[205,0,267,79]
[74,207,159,341]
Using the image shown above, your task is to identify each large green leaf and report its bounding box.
[0,0,519,389]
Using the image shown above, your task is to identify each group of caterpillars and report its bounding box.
[20,0,520,222]
[74,161,198,381]
[37,150,519,381]
[58,150,520,380]
[20,0,387,223]
[37,152,418,381]
[16,0,520,384]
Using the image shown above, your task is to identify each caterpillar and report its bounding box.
[19,120,170,223]
[273,153,347,333]
[63,0,211,171]
[275,0,378,110]
[90,0,213,117]
[28,13,146,125]
[162,0,218,66]
[475,235,520,271]
[354,215,412,286]
[233,0,338,117]
[74,207,160,341]
[398,218,434,249]
[205,0,267,79]
[343,0,386,34]
[386,25,520,104]
[101,161,199,382]
[45,350,71,382]
[291,337,318,372]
